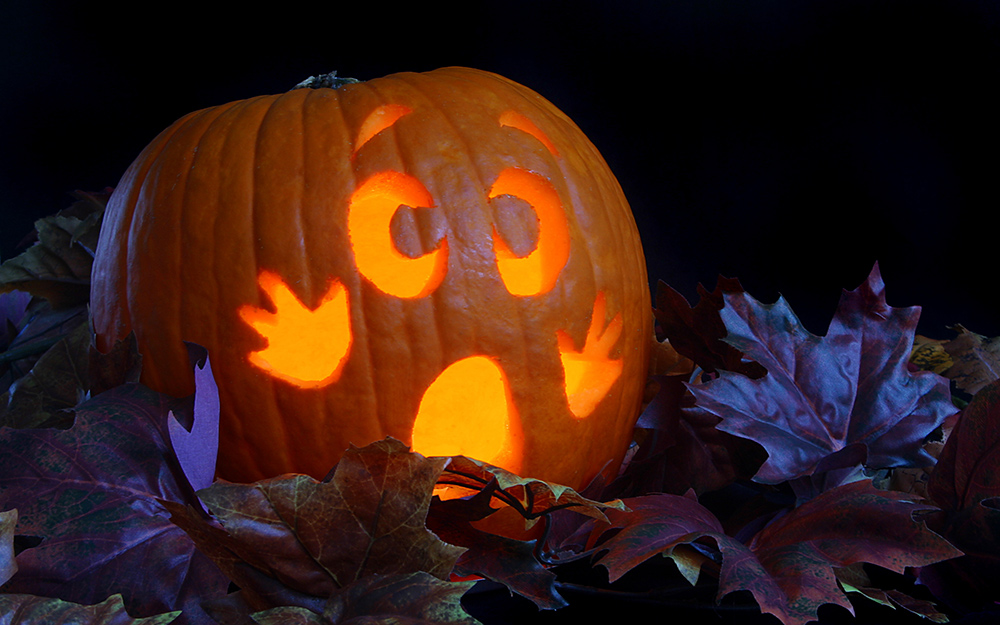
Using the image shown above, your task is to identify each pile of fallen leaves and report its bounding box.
[1,193,999,625]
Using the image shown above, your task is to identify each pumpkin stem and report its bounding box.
[293,72,361,90]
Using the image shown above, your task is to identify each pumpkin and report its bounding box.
[90,67,651,490]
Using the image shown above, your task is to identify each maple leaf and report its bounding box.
[686,264,957,485]
[612,375,766,497]
[0,380,228,622]
[437,455,626,528]
[168,438,464,613]
[654,276,766,378]
[428,481,568,610]
[580,480,959,625]
[924,378,1000,609]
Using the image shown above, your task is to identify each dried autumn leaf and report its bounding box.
[88,331,143,397]
[614,375,766,497]
[688,264,957,485]
[427,484,567,610]
[0,593,180,625]
[582,480,959,625]
[1,507,16,586]
[186,438,464,609]
[0,190,108,309]
[580,492,727,586]
[942,325,1000,396]
[924,378,1000,608]
[438,455,627,529]
[0,381,229,622]
[319,572,479,625]
[910,335,954,375]
[0,290,31,348]
[1,317,90,429]
[0,300,88,392]
[654,276,766,379]
[835,563,949,623]
[240,573,478,625]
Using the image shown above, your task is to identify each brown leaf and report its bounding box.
[943,324,1000,395]
[0,190,108,309]
[188,439,464,607]
[1,317,90,428]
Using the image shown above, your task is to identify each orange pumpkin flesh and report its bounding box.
[90,67,652,490]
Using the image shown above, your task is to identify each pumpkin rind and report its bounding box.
[90,67,651,489]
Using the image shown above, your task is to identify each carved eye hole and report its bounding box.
[500,110,559,157]
[349,105,448,298]
[490,111,569,297]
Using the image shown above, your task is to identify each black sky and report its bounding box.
[3,0,998,336]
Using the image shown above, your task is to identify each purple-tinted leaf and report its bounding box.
[167,344,219,492]
[689,264,957,484]
[616,375,765,497]
[0,593,180,625]
[578,480,959,625]
[2,318,90,429]
[0,383,229,623]
[583,492,725,584]
[0,290,31,347]
[727,479,960,625]
[1,507,16,585]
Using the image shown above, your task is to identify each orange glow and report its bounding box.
[557,292,624,418]
[348,170,449,298]
[354,104,413,154]
[500,110,559,157]
[489,168,570,296]
[239,271,352,388]
[411,356,520,471]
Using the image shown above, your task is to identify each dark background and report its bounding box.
[3,0,998,338]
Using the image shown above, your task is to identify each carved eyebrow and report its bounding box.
[499,110,559,157]
[354,104,413,154]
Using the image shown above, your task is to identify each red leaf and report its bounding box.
[687,264,957,484]
[925,378,1000,608]
[580,481,959,625]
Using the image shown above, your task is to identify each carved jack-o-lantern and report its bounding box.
[90,67,651,490]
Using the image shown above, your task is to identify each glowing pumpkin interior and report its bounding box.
[236,105,625,472]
